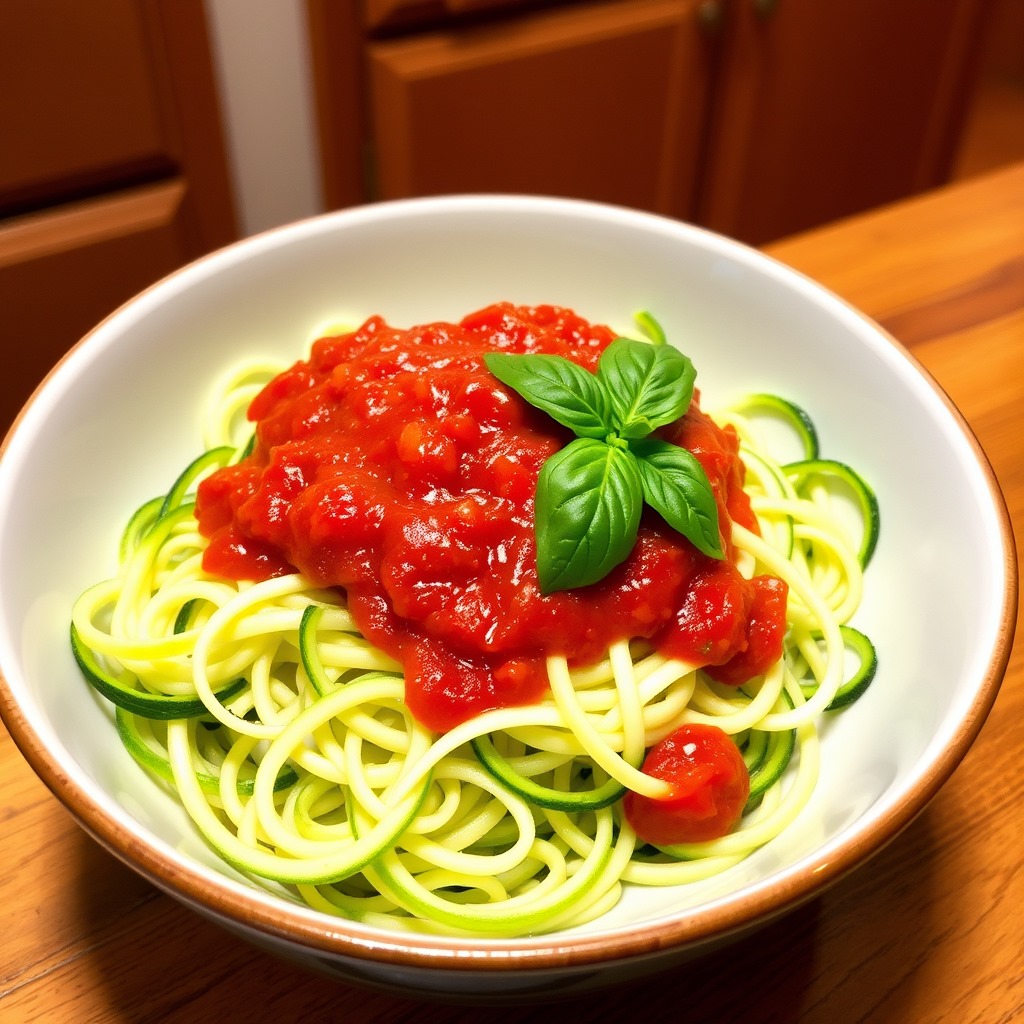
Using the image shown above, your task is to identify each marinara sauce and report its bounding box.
[195,304,787,732]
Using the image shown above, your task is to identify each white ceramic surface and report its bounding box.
[0,196,1015,999]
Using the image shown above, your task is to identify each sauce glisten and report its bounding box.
[196,304,787,732]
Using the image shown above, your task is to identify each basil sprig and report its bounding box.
[484,329,724,593]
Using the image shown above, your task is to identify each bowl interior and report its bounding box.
[0,196,1013,958]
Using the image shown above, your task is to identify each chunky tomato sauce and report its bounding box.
[195,304,787,732]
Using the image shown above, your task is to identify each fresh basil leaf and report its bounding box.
[597,337,695,439]
[483,324,724,590]
[535,438,643,592]
[483,352,612,439]
[630,438,724,559]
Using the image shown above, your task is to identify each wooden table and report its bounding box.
[2,164,1022,1022]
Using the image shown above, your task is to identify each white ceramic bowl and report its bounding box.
[0,196,1015,1000]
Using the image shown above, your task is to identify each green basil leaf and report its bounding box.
[597,337,695,439]
[535,438,643,592]
[483,352,612,439]
[630,438,724,559]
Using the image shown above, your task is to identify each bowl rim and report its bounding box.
[0,193,1017,972]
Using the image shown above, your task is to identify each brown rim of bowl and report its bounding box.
[0,233,1017,974]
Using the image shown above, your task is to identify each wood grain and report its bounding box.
[0,0,236,435]
[1,163,1022,1023]
[697,0,992,245]
[366,0,712,216]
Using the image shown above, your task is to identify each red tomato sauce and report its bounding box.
[623,723,751,846]
[195,303,787,732]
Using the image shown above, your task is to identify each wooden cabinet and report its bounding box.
[0,0,236,433]
[2,5,165,209]
[366,0,714,217]
[698,0,992,243]
[310,0,991,245]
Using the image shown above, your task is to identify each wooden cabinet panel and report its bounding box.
[698,0,991,245]
[0,0,236,434]
[367,0,715,217]
[0,181,194,431]
[314,0,992,245]
[0,0,173,211]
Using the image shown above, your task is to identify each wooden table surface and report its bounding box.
[2,164,1022,1023]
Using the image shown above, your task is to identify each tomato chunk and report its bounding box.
[623,723,750,846]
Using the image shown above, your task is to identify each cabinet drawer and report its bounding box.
[367,0,712,216]
[0,0,175,212]
[0,181,194,430]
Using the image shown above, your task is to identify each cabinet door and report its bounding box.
[367,0,715,218]
[0,0,169,212]
[0,183,199,431]
[0,0,235,432]
[698,0,991,245]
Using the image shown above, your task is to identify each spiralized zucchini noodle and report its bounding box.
[70,343,878,938]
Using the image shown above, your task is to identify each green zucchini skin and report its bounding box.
[472,735,626,812]
[810,625,877,711]
[71,623,245,720]
[115,706,298,796]
[737,393,820,461]
[784,458,880,568]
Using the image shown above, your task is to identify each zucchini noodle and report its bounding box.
[70,342,879,938]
